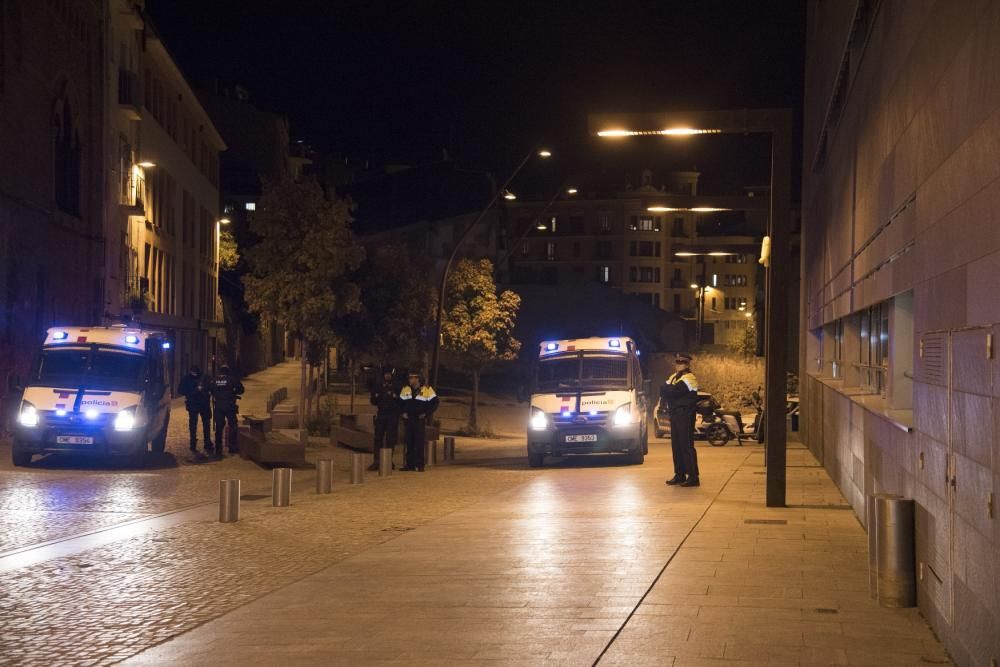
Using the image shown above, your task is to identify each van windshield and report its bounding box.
[32,347,146,391]
[536,354,629,391]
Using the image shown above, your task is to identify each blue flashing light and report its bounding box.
[589,410,599,416]
[636,349,641,356]
[608,338,621,348]
[162,341,171,349]
[561,410,571,417]
[545,342,558,352]
[52,331,68,340]
[124,334,140,345]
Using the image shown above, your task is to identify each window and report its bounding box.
[673,294,681,312]
[598,266,610,283]
[629,241,637,257]
[53,96,81,216]
[595,241,613,260]
[859,301,889,395]
[521,241,528,256]
[245,202,256,211]
[712,273,718,287]
[550,216,558,233]
[599,214,611,233]
[546,241,556,261]
[569,215,584,235]
[572,241,580,258]
[633,216,658,232]
[672,217,684,235]
[631,267,660,283]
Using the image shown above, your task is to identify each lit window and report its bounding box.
[712,274,718,287]
[546,241,556,261]
[599,266,610,283]
[245,202,256,211]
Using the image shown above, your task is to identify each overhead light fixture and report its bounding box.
[536,221,548,230]
[647,206,680,212]
[218,217,231,225]
[689,207,730,213]
[503,190,517,201]
[597,128,721,138]
[708,252,734,256]
[137,161,156,168]
[537,149,552,158]
[647,206,731,213]
[675,252,699,257]
[566,188,578,195]
[690,283,699,289]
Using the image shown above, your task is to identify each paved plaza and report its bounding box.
[0,369,951,666]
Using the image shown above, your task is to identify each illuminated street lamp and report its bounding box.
[137,160,156,168]
[217,217,231,225]
[566,187,578,195]
[430,147,553,387]
[503,190,517,201]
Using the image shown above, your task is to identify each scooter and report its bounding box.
[696,391,763,446]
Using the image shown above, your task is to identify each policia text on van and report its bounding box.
[11,327,172,467]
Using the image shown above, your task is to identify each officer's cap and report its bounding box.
[674,353,693,364]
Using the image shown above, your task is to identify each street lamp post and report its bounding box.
[429,148,551,388]
[591,109,793,507]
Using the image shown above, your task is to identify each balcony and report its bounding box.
[118,69,142,120]
[120,168,145,217]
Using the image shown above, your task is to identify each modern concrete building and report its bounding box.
[0,0,106,393]
[504,170,763,347]
[801,1,1000,662]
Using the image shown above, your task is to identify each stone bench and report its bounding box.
[239,427,305,466]
[331,415,439,453]
[271,402,299,429]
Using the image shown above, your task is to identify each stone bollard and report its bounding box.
[378,447,393,477]
[316,458,333,494]
[443,436,456,461]
[424,439,436,467]
[351,452,365,484]
[219,479,240,523]
[272,468,292,507]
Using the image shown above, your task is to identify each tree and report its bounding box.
[441,258,521,429]
[243,177,364,424]
[729,318,757,362]
[333,244,435,412]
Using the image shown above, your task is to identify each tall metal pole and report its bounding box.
[764,111,792,508]
[430,149,538,388]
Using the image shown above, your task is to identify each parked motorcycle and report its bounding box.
[654,390,763,446]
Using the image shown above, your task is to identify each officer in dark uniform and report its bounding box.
[399,371,438,472]
[368,365,400,471]
[209,364,244,456]
[177,365,213,454]
[662,353,701,487]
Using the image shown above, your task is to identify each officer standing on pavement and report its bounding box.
[662,353,701,487]
[209,364,244,456]
[368,365,400,471]
[399,371,438,472]
[177,365,213,454]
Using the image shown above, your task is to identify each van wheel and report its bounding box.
[627,442,645,465]
[528,451,545,468]
[12,446,31,467]
[151,412,170,454]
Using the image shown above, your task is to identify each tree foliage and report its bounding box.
[334,243,435,369]
[243,177,365,348]
[441,258,521,427]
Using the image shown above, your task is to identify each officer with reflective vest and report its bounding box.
[662,352,700,487]
[209,364,244,456]
[368,365,401,471]
[399,371,438,472]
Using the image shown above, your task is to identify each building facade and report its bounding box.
[0,0,106,393]
[801,1,1000,662]
[505,171,762,347]
[103,1,225,378]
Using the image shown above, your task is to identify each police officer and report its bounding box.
[662,353,700,487]
[177,365,213,454]
[209,364,244,456]
[368,365,400,471]
[399,371,438,472]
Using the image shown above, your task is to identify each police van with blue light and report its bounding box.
[11,326,173,466]
[527,336,649,467]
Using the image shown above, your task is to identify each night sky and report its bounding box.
[149,0,805,196]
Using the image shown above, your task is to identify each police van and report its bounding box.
[11,326,173,466]
[527,336,649,467]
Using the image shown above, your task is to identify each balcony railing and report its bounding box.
[120,168,145,216]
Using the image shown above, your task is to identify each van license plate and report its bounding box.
[565,434,597,443]
[57,436,94,445]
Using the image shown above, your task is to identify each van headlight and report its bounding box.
[529,408,548,431]
[18,402,39,428]
[613,403,632,427]
[114,407,137,432]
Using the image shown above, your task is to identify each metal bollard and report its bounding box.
[351,452,365,484]
[272,467,292,507]
[443,436,456,461]
[379,447,393,477]
[316,458,333,494]
[875,494,916,608]
[424,439,436,467]
[866,494,878,599]
[219,479,240,523]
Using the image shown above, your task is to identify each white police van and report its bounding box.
[11,326,173,467]
[527,336,649,467]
